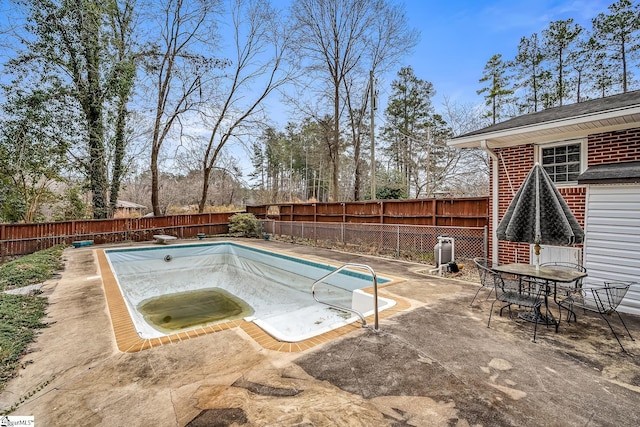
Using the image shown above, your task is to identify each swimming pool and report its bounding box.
[104,241,396,342]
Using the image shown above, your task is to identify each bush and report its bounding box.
[228,213,263,238]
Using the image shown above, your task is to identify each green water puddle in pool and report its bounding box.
[138,288,254,333]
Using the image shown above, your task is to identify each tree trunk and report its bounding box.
[84,10,108,219]
[353,158,361,201]
[622,41,627,93]
[332,84,340,201]
[86,85,107,218]
[109,101,127,217]
[198,166,211,213]
[151,147,160,216]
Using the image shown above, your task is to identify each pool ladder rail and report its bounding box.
[311,263,380,332]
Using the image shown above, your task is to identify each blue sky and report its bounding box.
[393,0,615,108]
[262,0,616,123]
[0,0,620,174]
[0,0,618,111]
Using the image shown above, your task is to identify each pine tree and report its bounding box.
[477,54,514,124]
[382,66,434,197]
[512,33,546,113]
[592,0,640,93]
[542,19,583,106]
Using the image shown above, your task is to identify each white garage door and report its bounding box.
[584,185,640,315]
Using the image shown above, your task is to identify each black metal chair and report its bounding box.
[484,264,545,342]
[470,257,495,306]
[540,261,587,322]
[558,281,636,352]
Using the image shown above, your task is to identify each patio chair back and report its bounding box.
[592,282,631,313]
[559,281,636,352]
[486,265,545,342]
[470,257,496,306]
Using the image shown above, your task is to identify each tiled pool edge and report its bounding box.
[96,246,410,353]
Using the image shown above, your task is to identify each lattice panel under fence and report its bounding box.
[262,220,488,262]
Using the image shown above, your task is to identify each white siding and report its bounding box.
[534,245,581,265]
[584,185,640,315]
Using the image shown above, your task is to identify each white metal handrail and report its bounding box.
[311,263,380,332]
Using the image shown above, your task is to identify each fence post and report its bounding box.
[314,222,317,246]
[70,220,76,242]
[432,199,437,226]
[0,224,5,263]
[341,222,345,247]
[396,225,400,257]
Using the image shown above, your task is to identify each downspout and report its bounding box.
[480,140,499,266]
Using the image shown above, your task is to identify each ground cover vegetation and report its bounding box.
[0,245,65,291]
[0,0,638,223]
[0,245,64,393]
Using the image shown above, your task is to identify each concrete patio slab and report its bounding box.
[1,238,638,426]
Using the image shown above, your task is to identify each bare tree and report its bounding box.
[291,0,352,200]
[144,0,223,216]
[292,0,417,201]
[196,0,291,212]
[342,2,418,200]
[440,97,489,197]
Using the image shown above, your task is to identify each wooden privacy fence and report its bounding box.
[247,197,489,227]
[0,212,235,261]
[1,198,489,261]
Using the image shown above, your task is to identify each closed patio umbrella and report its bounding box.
[496,163,584,268]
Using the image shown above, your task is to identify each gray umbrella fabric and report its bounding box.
[496,163,584,246]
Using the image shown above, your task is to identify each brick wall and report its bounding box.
[490,129,640,265]
[588,128,640,165]
[492,145,535,264]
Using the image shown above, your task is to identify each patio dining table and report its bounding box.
[492,263,588,330]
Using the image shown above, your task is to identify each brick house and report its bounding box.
[448,90,640,315]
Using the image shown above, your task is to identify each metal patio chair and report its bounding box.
[486,265,545,342]
[470,257,496,306]
[558,281,636,352]
[540,261,587,321]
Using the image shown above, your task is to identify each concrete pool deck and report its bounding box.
[1,238,639,426]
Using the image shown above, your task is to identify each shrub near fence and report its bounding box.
[0,212,236,261]
[263,220,488,263]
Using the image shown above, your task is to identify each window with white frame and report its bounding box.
[539,141,584,184]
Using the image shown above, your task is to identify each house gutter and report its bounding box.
[481,140,499,266]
